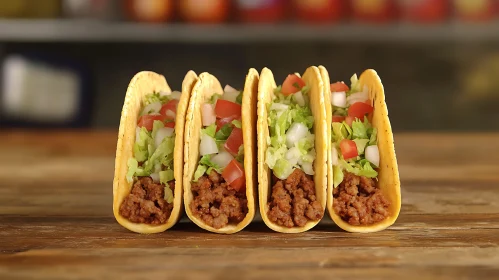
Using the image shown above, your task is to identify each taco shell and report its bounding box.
[257,66,328,233]
[183,69,259,234]
[113,70,198,233]
[319,66,401,233]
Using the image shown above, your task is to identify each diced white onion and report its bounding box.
[154,163,162,173]
[286,123,309,148]
[301,162,314,176]
[150,172,160,183]
[331,91,346,108]
[200,134,218,156]
[159,90,171,96]
[201,103,216,126]
[155,127,174,148]
[331,146,339,166]
[285,147,301,166]
[135,127,140,141]
[223,85,240,103]
[365,145,380,167]
[211,151,234,169]
[169,91,182,100]
[270,103,289,111]
[141,102,162,115]
[347,91,369,106]
[294,90,305,106]
[164,109,176,120]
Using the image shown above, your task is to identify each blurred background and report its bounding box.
[0,0,498,131]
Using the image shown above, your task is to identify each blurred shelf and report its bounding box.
[0,19,498,43]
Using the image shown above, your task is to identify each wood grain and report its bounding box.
[0,131,498,279]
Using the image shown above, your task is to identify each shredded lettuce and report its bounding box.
[353,139,369,155]
[348,74,361,95]
[160,169,174,185]
[235,145,245,164]
[142,136,175,173]
[163,186,174,204]
[235,91,243,104]
[133,127,153,162]
[193,165,207,181]
[333,165,344,188]
[232,119,242,128]
[144,91,168,106]
[209,93,221,104]
[126,158,138,183]
[266,84,316,179]
[215,124,233,141]
[202,124,217,138]
[151,120,164,140]
[352,119,368,139]
[369,128,378,145]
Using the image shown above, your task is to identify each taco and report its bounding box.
[183,69,258,234]
[257,66,327,233]
[113,70,198,233]
[319,66,401,233]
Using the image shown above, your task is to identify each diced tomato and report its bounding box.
[222,159,245,192]
[137,114,164,131]
[160,99,178,120]
[216,115,238,132]
[332,115,345,123]
[345,116,355,127]
[164,121,175,128]
[215,99,241,119]
[282,74,306,96]
[340,139,358,160]
[224,127,243,156]
[330,82,349,93]
[348,102,374,121]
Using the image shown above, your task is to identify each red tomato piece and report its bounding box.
[137,114,164,131]
[216,115,238,131]
[340,139,358,160]
[348,102,374,120]
[215,99,241,119]
[281,74,306,96]
[224,127,243,156]
[330,82,349,93]
[164,121,175,128]
[160,99,178,120]
[345,116,355,127]
[222,159,245,192]
[332,115,345,123]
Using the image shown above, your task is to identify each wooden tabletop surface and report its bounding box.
[0,131,498,280]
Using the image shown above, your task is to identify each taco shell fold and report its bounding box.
[183,69,259,234]
[319,66,401,233]
[257,66,328,233]
[113,70,198,234]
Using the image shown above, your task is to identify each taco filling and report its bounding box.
[191,85,248,229]
[119,91,179,224]
[265,74,323,228]
[330,74,390,226]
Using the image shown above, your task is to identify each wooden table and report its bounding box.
[0,131,498,279]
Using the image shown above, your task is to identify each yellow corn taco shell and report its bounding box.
[257,66,328,233]
[183,69,259,234]
[319,66,401,233]
[113,70,198,233]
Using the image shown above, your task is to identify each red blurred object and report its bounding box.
[235,0,286,23]
[293,0,344,23]
[453,0,496,22]
[351,0,398,23]
[125,0,174,23]
[179,0,230,23]
[399,0,449,23]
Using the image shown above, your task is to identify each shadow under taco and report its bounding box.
[183,69,259,234]
[113,70,198,233]
[319,66,401,233]
[257,66,327,233]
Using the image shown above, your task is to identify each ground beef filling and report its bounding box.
[190,170,248,229]
[333,172,390,226]
[119,177,174,225]
[267,169,323,228]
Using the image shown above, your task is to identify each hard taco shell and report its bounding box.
[257,66,328,233]
[319,66,401,233]
[113,70,198,233]
[183,69,259,234]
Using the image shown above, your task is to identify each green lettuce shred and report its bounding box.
[202,124,217,138]
[144,91,168,106]
[163,186,174,204]
[160,169,174,185]
[232,119,242,128]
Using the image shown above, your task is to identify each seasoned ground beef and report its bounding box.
[267,169,323,228]
[333,172,390,226]
[190,170,248,229]
[119,177,174,225]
